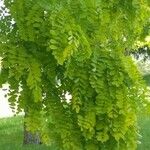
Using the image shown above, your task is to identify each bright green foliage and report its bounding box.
[0,0,150,150]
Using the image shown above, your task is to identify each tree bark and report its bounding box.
[23,112,41,145]
[23,123,41,144]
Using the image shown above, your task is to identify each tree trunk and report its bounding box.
[23,123,41,144]
[23,112,41,145]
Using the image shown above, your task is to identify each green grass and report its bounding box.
[0,116,150,150]
[138,116,150,150]
[0,116,55,150]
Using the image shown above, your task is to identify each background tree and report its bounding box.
[0,0,150,150]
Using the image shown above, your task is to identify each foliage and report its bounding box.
[0,116,149,150]
[129,37,150,77]
[0,0,150,149]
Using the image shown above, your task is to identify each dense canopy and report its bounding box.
[0,0,150,149]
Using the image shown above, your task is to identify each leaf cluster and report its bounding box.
[0,0,149,149]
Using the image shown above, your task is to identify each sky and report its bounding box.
[0,0,3,8]
[0,84,14,118]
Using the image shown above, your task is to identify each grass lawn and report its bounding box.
[0,116,150,150]
[0,116,57,150]
[138,116,150,150]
